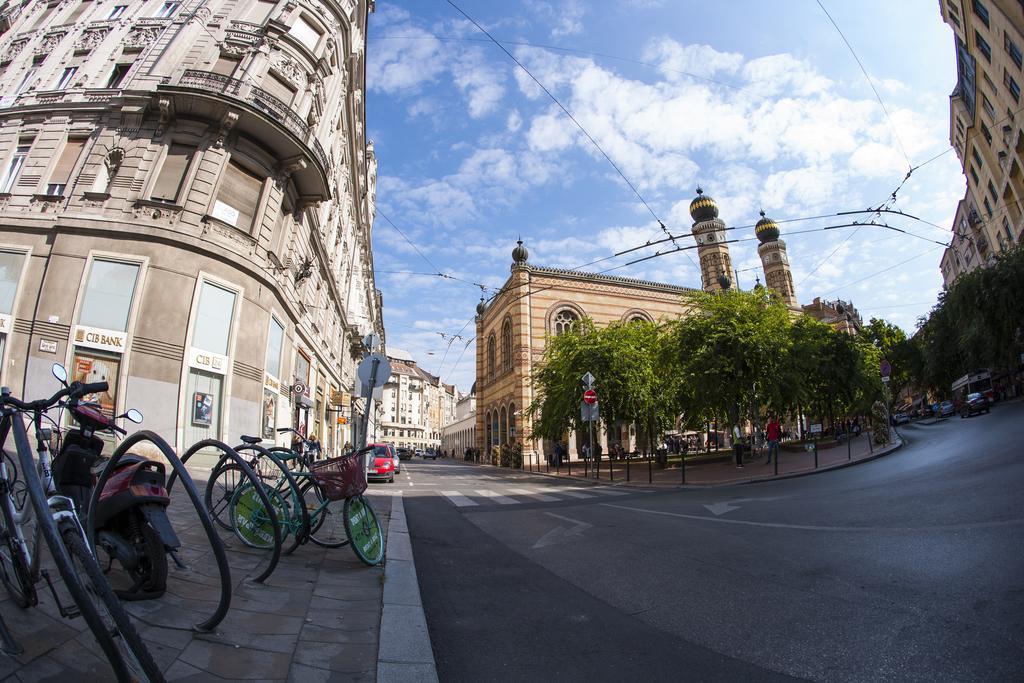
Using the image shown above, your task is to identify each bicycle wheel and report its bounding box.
[235,446,308,554]
[59,521,164,683]
[229,479,287,550]
[298,480,348,548]
[204,461,245,531]
[4,448,40,581]
[0,484,35,607]
[343,496,385,566]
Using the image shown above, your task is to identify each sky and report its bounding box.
[365,0,964,393]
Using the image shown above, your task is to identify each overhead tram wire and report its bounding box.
[816,0,912,169]
[444,0,696,268]
[819,246,946,296]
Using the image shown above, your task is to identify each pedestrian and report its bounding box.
[733,425,744,468]
[582,442,591,461]
[553,441,564,467]
[765,416,781,465]
[307,432,321,460]
[594,441,602,462]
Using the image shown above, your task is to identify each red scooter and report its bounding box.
[49,366,179,600]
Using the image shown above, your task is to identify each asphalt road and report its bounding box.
[399,400,1024,682]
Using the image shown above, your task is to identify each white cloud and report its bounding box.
[642,39,743,82]
[451,48,507,119]
[526,0,587,39]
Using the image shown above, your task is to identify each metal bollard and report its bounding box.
[626,454,630,482]
[868,430,873,453]
[774,449,778,476]
[681,454,685,484]
[609,455,614,482]
[848,432,852,461]
[814,441,819,468]
[648,454,652,484]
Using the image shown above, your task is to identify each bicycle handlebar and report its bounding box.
[0,380,108,413]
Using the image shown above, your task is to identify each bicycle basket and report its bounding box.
[310,453,367,501]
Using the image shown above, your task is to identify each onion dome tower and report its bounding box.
[511,239,529,267]
[755,210,798,308]
[689,188,734,293]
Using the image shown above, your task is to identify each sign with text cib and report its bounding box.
[74,325,127,353]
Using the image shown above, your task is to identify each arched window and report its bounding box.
[491,411,500,447]
[553,308,579,335]
[501,317,513,371]
[487,334,496,379]
[508,403,516,440]
[485,411,492,449]
[499,405,508,445]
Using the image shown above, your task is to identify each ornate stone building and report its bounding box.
[754,210,799,310]
[0,0,382,456]
[939,0,1024,288]
[690,187,734,292]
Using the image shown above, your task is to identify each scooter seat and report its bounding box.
[239,435,262,445]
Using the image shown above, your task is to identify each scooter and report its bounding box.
[49,364,180,601]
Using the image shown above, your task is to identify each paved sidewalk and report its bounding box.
[0,471,402,682]
[478,432,903,488]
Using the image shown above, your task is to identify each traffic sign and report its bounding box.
[880,359,892,378]
[357,353,392,387]
[581,372,596,389]
[583,389,598,405]
[581,401,599,422]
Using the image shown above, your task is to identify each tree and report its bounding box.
[860,317,910,399]
[662,289,792,433]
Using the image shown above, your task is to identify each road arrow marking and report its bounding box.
[703,502,740,516]
[533,512,592,549]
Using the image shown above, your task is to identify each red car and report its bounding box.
[366,443,395,483]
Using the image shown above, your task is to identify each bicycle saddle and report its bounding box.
[239,435,262,445]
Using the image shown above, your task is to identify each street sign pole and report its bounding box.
[358,356,379,452]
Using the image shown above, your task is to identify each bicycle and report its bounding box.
[0,363,163,682]
[227,442,385,566]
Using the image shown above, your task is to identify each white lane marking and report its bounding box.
[475,489,518,505]
[601,503,1024,532]
[532,485,598,501]
[441,491,478,507]
[534,512,592,549]
[507,488,559,502]
[589,487,629,496]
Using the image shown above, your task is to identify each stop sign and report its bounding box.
[583,389,598,405]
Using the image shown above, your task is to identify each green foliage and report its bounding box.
[912,244,1024,396]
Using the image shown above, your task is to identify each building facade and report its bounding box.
[0,0,382,456]
[801,297,863,335]
[378,349,452,452]
[939,0,1024,287]
[441,386,474,457]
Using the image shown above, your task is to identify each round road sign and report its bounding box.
[583,389,598,405]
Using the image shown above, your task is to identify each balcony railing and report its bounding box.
[176,69,330,174]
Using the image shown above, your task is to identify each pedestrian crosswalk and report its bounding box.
[439,485,635,508]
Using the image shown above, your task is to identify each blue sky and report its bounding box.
[366,0,963,392]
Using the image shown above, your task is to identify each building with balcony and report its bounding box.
[0,0,382,456]
[378,348,450,452]
[940,0,1024,287]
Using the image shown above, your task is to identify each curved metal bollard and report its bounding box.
[87,431,232,632]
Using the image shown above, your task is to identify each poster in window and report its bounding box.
[192,391,214,426]
[72,351,119,417]
[262,388,276,439]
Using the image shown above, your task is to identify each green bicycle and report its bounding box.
[224,444,385,566]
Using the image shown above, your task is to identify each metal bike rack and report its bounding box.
[175,439,282,584]
[86,431,232,632]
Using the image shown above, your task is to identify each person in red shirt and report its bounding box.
[765,417,781,465]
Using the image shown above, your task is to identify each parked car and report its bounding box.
[938,400,956,417]
[366,443,395,483]
[397,447,414,461]
[387,443,401,474]
[893,412,910,425]
[960,392,990,418]
[421,449,438,460]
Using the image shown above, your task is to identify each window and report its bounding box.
[486,334,496,379]
[105,62,132,88]
[212,55,240,77]
[192,281,236,355]
[46,138,85,195]
[30,3,58,29]
[976,31,992,61]
[288,15,322,51]
[947,1,961,27]
[64,0,93,24]
[987,179,999,204]
[79,259,140,332]
[970,166,980,185]
[151,143,194,203]
[1003,215,1015,242]
[973,0,989,27]
[972,147,984,167]
[13,65,39,99]
[154,2,179,18]
[212,159,263,231]
[982,70,997,95]
[1005,70,1021,101]
[247,0,277,23]
[54,66,77,90]
[107,5,126,19]
[501,318,512,371]
[984,197,993,215]
[1007,34,1023,68]
[293,351,310,385]
[981,122,992,144]
[553,308,579,335]
[265,316,284,378]
[982,93,996,119]
[0,251,26,315]
[0,145,29,193]
[263,72,295,105]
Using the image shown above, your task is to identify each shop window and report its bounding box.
[0,145,30,193]
[192,281,236,356]
[212,159,263,231]
[265,316,284,379]
[78,259,140,332]
[0,250,27,376]
[288,15,322,51]
[71,349,121,418]
[46,138,85,196]
[151,143,194,203]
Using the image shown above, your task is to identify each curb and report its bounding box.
[460,436,906,489]
[376,492,439,683]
